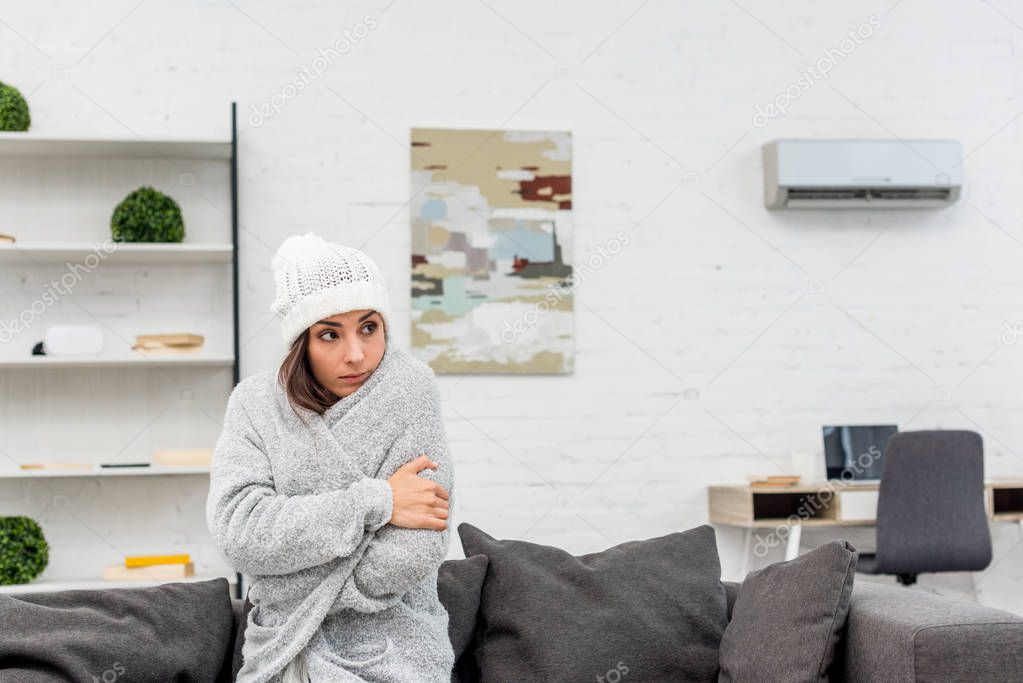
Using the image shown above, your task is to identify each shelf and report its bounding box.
[0,465,210,479]
[0,242,234,264]
[0,132,232,160]
[0,355,235,369]
[0,104,243,600]
[0,572,237,594]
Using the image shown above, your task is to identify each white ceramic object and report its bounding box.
[42,325,104,355]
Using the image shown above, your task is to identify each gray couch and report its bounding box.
[225,580,1023,682]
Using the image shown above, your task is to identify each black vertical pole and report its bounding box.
[230,101,243,599]
[230,102,240,388]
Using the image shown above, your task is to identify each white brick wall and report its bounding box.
[2,0,1023,608]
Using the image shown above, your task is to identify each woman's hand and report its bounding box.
[386,455,450,530]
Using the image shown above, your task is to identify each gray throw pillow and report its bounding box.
[0,577,235,682]
[718,540,858,683]
[437,554,489,682]
[459,522,728,682]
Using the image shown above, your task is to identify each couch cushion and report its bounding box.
[438,554,488,682]
[0,577,236,682]
[459,522,728,682]
[718,540,858,682]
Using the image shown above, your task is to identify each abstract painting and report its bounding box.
[410,128,573,374]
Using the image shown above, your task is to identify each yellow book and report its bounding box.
[125,553,191,568]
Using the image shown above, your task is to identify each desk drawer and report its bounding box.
[838,489,878,521]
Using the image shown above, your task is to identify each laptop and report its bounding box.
[822,424,898,482]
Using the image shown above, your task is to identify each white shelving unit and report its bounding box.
[0,242,234,264]
[0,105,242,598]
[0,132,231,159]
[0,355,235,369]
[0,466,211,479]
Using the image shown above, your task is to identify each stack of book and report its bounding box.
[103,553,194,582]
[131,333,204,354]
[20,462,92,472]
[153,448,212,467]
[747,474,802,488]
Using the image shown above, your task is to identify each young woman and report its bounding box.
[206,233,455,682]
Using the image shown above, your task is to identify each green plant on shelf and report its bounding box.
[111,186,186,243]
[0,516,49,585]
[0,81,31,132]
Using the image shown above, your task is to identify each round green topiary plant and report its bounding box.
[0,81,31,132]
[111,186,185,243]
[0,516,49,585]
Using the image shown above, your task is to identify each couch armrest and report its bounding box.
[841,582,1023,682]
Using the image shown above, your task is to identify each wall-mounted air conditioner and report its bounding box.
[763,139,962,209]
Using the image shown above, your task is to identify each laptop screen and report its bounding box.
[822,424,898,481]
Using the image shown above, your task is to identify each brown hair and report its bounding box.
[277,317,388,422]
[277,329,337,419]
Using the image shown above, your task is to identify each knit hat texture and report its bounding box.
[270,232,391,347]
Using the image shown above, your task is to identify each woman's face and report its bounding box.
[306,309,386,399]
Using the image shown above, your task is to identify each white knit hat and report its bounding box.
[270,232,392,347]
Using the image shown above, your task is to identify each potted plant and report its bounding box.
[0,516,49,585]
[111,186,186,243]
[0,81,30,132]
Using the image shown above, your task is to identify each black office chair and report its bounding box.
[856,429,992,586]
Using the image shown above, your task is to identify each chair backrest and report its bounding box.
[874,430,992,574]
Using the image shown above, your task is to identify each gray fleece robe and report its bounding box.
[205,343,455,682]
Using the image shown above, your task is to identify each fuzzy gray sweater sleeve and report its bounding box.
[337,381,453,611]
[205,386,395,577]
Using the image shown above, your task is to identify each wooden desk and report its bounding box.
[989,480,1023,521]
[709,479,1023,563]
